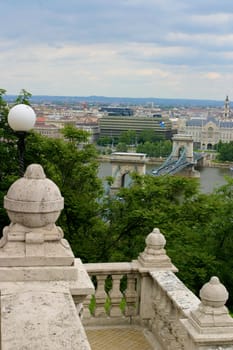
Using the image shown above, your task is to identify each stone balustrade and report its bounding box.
[149,271,200,350]
[83,228,233,350]
[82,262,139,325]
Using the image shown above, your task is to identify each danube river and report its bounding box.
[98,161,232,194]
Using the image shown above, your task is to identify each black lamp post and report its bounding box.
[8,104,36,177]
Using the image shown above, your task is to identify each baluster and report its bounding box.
[109,274,123,317]
[124,273,137,317]
[94,274,108,317]
[82,294,92,319]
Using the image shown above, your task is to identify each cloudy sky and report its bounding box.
[1,0,233,100]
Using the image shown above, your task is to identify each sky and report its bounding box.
[1,0,233,100]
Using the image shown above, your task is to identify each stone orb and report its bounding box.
[4,164,64,228]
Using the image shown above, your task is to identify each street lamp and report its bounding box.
[8,104,36,176]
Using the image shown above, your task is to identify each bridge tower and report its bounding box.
[110,152,147,195]
[172,134,194,163]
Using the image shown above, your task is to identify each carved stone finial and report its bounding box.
[188,276,233,334]
[0,164,74,266]
[145,227,166,250]
[200,276,228,308]
[181,277,233,346]
[4,164,64,231]
[137,228,175,270]
[24,163,46,179]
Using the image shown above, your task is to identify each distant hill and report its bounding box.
[5,95,223,108]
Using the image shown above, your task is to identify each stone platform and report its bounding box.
[86,326,160,350]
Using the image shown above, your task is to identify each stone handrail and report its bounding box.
[149,270,200,349]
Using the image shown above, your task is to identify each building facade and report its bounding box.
[185,116,233,149]
[99,115,175,140]
[183,96,233,149]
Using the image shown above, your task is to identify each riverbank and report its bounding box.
[207,161,233,168]
[97,155,233,169]
[97,155,164,165]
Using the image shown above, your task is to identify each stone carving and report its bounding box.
[0,164,74,266]
[181,276,233,348]
[138,228,176,270]
[191,276,233,330]
[3,164,64,243]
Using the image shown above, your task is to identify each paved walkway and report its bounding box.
[86,326,155,350]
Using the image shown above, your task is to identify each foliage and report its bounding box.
[216,140,233,161]
[101,174,200,261]
[60,124,89,143]
[116,142,128,152]
[97,136,112,146]
[119,130,136,145]
[136,140,172,157]
[14,89,32,105]
[101,173,233,310]
[137,129,160,143]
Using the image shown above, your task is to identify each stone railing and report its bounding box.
[82,262,140,326]
[83,228,233,350]
[149,270,199,350]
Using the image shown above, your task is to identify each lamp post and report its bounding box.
[8,104,36,177]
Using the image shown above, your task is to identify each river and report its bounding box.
[98,161,232,194]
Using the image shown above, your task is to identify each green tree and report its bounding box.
[14,89,32,105]
[102,173,200,261]
[101,173,233,308]
[216,141,233,161]
[97,136,112,146]
[116,142,128,152]
[202,178,233,308]
[138,129,159,143]
[60,124,89,143]
[136,140,172,157]
[119,130,136,145]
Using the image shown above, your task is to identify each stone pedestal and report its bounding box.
[0,164,94,349]
[136,228,177,322]
[182,276,233,349]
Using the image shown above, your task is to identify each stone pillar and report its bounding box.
[135,228,177,322]
[0,164,94,349]
[172,134,194,163]
[182,276,233,349]
[110,152,147,194]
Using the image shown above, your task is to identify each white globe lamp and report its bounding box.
[8,104,36,176]
[8,104,36,131]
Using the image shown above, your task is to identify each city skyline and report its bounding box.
[1,0,233,100]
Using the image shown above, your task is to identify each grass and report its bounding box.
[89,295,127,315]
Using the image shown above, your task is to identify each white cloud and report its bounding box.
[191,13,233,26]
[204,72,222,80]
[1,0,233,99]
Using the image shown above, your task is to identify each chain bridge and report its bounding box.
[152,134,203,176]
[108,135,204,193]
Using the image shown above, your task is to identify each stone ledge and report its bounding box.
[1,288,91,350]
